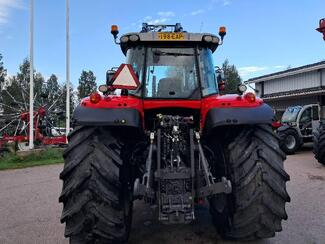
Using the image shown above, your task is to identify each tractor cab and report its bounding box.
[108,23,226,99]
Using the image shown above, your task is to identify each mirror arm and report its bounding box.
[113,36,120,45]
[121,89,128,96]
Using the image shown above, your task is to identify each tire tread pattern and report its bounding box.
[211,125,290,240]
[313,123,325,165]
[59,126,130,244]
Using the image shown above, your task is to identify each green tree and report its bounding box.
[0,54,7,91]
[0,58,45,114]
[45,74,61,106]
[58,83,75,122]
[221,59,242,94]
[77,70,97,100]
[16,59,44,103]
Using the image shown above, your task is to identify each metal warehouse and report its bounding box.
[246,61,325,118]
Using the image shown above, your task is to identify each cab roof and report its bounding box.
[118,23,220,55]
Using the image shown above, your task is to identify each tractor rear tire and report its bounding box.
[278,128,301,155]
[313,123,325,165]
[210,125,290,240]
[59,126,133,244]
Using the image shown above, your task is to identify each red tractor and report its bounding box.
[314,18,325,165]
[59,23,290,243]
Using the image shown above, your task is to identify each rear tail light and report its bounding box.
[244,92,256,103]
[90,92,101,104]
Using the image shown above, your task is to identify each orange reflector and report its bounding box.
[244,92,256,103]
[90,92,101,104]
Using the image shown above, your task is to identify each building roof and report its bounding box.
[245,60,325,84]
[262,87,325,101]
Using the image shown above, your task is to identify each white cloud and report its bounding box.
[129,12,175,30]
[190,9,205,16]
[208,0,232,9]
[144,16,152,21]
[148,18,168,25]
[0,0,24,24]
[157,11,175,17]
[211,0,232,5]
[129,15,170,30]
[238,66,268,77]
[238,65,286,79]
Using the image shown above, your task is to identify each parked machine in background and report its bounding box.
[314,18,325,165]
[0,89,67,155]
[277,104,320,154]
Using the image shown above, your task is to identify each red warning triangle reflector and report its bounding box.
[111,64,140,90]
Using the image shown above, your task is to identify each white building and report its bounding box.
[246,61,325,118]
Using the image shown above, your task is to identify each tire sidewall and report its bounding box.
[279,129,300,154]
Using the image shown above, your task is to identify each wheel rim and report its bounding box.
[285,135,296,150]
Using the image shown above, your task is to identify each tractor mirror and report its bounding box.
[215,67,226,91]
[106,69,116,86]
[316,18,325,41]
[110,64,140,90]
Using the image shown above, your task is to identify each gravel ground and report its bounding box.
[0,147,324,244]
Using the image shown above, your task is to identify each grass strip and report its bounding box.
[0,148,64,170]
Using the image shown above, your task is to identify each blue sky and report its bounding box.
[0,0,325,88]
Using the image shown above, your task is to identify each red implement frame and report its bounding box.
[0,106,66,151]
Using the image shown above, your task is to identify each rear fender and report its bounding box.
[204,103,274,133]
[72,105,142,129]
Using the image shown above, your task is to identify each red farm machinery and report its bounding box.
[0,90,67,155]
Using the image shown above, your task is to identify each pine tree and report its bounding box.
[77,70,97,100]
[221,59,242,94]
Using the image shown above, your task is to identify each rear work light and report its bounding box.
[129,34,139,42]
[90,92,101,104]
[244,92,256,103]
[120,35,129,43]
[203,35,213,42]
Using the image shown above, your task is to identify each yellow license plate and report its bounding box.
[157,32,185,40]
